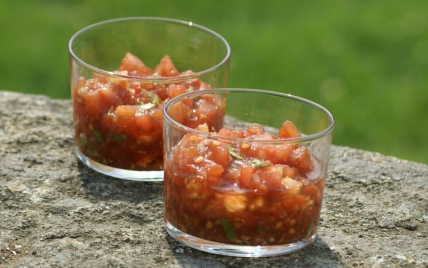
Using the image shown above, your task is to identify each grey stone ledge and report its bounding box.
[0,91,427,268]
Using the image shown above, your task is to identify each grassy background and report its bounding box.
[1,0,427,164]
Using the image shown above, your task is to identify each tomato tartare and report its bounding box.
[72,53,221,170]
[164,121,324,245]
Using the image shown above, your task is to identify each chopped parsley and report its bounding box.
[78,136,88,146]
[138,102,157,110]
[252,159,272,168]
[221,219,236,242]
[138,89,161,110]
[305,218,314,239]
[225,144,244,160]
[111,135,127,142]
[93,130,103,143]
[86,147,100,157]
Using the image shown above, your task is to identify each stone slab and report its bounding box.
[0,91,427,267]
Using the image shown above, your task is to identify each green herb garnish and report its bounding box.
[256,225,265,231]
[225,144,244,160]
[221,219,236,242]
[138,89,161,110]
[78,136,88,146]
[86,147,100,157]
[252,159,272,168]
[111,135,127,142]
[305,218,314,239]
[93,130,103,143]
[138,102,157,110]
[152,94,161,105]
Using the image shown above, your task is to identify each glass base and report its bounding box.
[75,146,164,181]
[165,221,316,257]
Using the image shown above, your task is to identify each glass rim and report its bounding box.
[68,17,231,82]
[163,88,336,143]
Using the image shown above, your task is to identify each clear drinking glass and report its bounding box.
[163,89,335,257]
[69,17,230,181]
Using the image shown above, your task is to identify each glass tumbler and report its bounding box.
[163,89,335,257]
[69,17,230,181]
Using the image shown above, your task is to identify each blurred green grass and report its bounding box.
[1,0,427,164]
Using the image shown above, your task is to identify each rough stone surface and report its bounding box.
[0,91,427,268]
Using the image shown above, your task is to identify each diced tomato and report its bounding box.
[167,84,187,99]
[255,165,284,190]
[151,83,168,101]
[193,95,223,129]
[168,101,189,124]
[278,120,300,139]
[135,112,153,132]
[282,194,309,214]
[196,123,209,134]
[181,97,195,109]
[93,73,109,84]
[223,194,247,214]
[301,184,320,201]
[244,124,264,136]
[290,147,314,171]
[206,163,225,177]
[150,105,164,123]
[176,133,192,149]
[209,142,231,169]
[282,165,296,178]
[256,146,270,160]
[80,90,109,119]
[119,52,154,76]
[250,133,276,140]
[218,129,244,139]
[199,82,212,90]
[180,70,202,89]
[76,77,87,88]
[238,164,255,189]
[221,166,240,185]
[268,144,295,164]
[154,55,180,77]
[280,176,302,195]
[108,75,131,91]
[115,105,137,118]
[133,90,153,105]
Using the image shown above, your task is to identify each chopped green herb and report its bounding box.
[86,148,99,157]
[111,135,127,142]
[221,219,236,242]
[152,95,161,105]
[305,218,314,239]
[139,102,156,110]
[252,159,272,168]
[78,136,88,146]
[93,130,103,143]
[225,144,244,160]
[138,89,161,109]
[256,225,265,231]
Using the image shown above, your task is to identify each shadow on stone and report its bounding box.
[76,161,164,204]
[166,235,345,268]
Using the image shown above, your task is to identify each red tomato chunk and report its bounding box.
[72,53,221,170]
[164,122,325,246]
